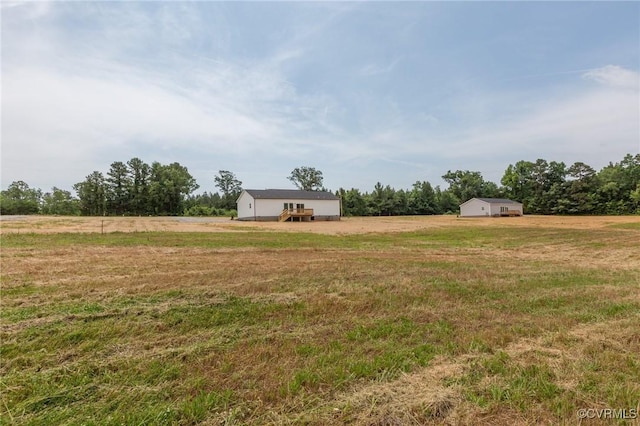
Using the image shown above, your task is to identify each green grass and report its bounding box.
[608,222,640,230]
[1,223,639,424]
[2,226,629,250]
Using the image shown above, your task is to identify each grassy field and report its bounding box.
[1,216,639,425]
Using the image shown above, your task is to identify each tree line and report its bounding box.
[2,159,204,216]
[339,155,640,216]
[1,154,639,216]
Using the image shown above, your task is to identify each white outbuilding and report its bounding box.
[236,189,341,221]
[459,198,523,217]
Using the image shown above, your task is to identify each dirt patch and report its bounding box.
[1,215,639,235]
[329,357,464,425]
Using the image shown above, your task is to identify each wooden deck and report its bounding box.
[500,210,522,217]
[279,208,314,222]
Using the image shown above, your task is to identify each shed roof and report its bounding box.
[242,189,339,201]
[460,197,522,207]
[475,198,521,204]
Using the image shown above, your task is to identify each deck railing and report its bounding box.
[279,208,314,221]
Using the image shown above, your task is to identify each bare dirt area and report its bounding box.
[1,214,638,235]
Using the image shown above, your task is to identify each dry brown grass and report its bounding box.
[1,215,639,425]
[1,214,639,235]
[306,313,640,425]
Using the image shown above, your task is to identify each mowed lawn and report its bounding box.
[1,218,639,425]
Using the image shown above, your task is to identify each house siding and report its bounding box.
[459,198,523,217]
[460,199,491,217]
[236,190,340,221]
[236,192,256,220]
[254,199,283,220]
[489,203,522,216]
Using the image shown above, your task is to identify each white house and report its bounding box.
[236,189,341,221]
[459,198,523,217]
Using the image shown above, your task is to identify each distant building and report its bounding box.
[236,189,341,221]
[459,198,523,217]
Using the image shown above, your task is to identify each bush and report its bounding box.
[183,206,238,217]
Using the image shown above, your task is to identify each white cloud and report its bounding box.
[583,65,640,90]
[0,0,51,17]
[2,66,277,148]
[2,2,639,193]
[322,66,640,185]
[1,29,342,191]
[427,74,639,183]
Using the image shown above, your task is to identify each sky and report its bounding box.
[2,1,639,194]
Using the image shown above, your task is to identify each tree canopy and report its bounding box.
[214,170,243,210]
[70,159,198,216]
[287,167,324,191]
[0,181,42,215]
[2,154,639,216]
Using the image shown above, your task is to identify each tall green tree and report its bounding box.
[74,172,107,216]
[106,161,132,215]
[338,188,367,216]
[630,184,640,213]
[434,186,459,214]
[562,162,598,214]
[288,167,324,191]
[0,181,42,215]
[442,170,486,202]
[148,162,199,215]
[408,181,437,215]
[41,187,80,215]
[214,170,243,210]
[369,182,395,215]
[391,189,409,215]
[526,159,566,214]
[127,158,151,215]
[501,161,534,205]
[596,154,640,214]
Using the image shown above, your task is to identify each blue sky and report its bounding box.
[2,1,639,194]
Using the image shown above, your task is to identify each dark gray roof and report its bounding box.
[475,198,521,204]
[243,189,339,200]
